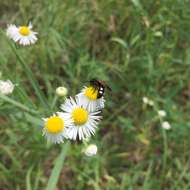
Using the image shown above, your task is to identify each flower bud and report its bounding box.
[161,121,171,130]
[56,86,68,97]
[84,144,97,157]
[158,110,167,117]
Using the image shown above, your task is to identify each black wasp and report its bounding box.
[89,78,112,98]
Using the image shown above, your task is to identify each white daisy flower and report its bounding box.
[84,144,98,157]
[0,80,14,95]
[59,96,101,141]
[158,110,167,117]
[56,86,68,97]
[77,86,105,112]
[161,121,171,130]
[42,114,70,144]
[6,22,38,46]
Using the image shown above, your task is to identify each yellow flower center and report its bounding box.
[45,116,64,133]
[84,87,98,100]
[72,108,88,125]
[19,26,30,36]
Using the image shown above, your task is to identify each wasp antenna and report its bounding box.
[106,85,112,91]
[89,78,97,83]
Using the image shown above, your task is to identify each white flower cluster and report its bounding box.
[157,110,171,130]
[42,85,105,144]
[6,23,101,156]
[142,97,154,106]
[0,80,14,95]
[142,96,171,130]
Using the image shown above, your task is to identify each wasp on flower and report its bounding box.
[77,78,111,112]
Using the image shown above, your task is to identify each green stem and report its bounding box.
[162,128,168,173]
[152,104,168,184]
[51,95,58,109]
[46,142,70,190]
[0,94,38,115]
[10,42,49,110]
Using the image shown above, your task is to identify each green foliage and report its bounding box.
[0,0,190,189]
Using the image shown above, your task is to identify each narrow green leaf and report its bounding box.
[10,42,49,110]
[130,0,143,10]
[26,166,33,190]
[24,112,43,126]
[142,160,153,189]
[46,142,70,190]
[1,145,21,168]
[34,167,43,190]
[0,94,38,115]
[111,37,128,49]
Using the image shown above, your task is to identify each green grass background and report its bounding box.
[1,0,190,189]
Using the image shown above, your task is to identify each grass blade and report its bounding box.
[0,94,38,115]
[46,142,70,190]
[111,37,128,49]
[26,166,33,190]
[34,166,43,190]
[10,42,49,110]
